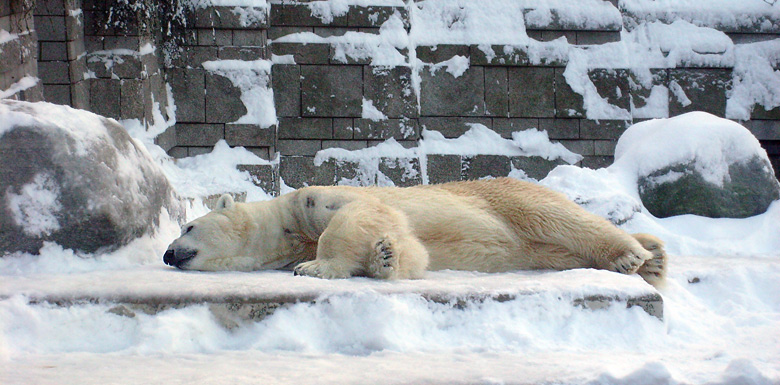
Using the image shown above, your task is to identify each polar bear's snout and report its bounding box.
[163,247,198,269]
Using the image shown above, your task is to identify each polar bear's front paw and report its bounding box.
[368,238,399,279]
[293,260,349,279]
[609,250,651,275]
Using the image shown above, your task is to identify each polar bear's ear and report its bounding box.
[214,194,235,211]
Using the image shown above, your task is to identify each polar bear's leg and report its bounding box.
[293,200,429,280]
[632,233,668,287]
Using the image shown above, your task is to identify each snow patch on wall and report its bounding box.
[202,59,277,128]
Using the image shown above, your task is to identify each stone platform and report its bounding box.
[1,266,663,325]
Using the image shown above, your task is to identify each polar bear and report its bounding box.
[163,178,667,286]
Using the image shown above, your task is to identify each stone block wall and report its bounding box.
[165,4,271,159]
[3,0,780,197]
[1,0,43,101]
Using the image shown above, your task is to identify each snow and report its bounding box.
[3,102,780,384]
[4,2,780,384]
[613,112,769,187]
[5,173,62,237]
[0,76,38,99]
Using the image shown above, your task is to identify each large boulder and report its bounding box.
[0,100,185,254]
[613,112,780,219]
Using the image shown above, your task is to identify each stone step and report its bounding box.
[2,267,663,326]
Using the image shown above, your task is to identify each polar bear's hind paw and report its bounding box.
[609,250,650,275]
[369,238,399,279]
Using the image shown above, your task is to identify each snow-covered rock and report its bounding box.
[613,112,780,218]
[0,100,185,255]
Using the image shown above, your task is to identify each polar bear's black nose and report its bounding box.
[163,248,197,268]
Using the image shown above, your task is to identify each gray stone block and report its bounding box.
[272,64,300,117]
[188,147,214,156]
[416,44,470,63]
[559,140,595,156]
[511,156,568,180]
[379,157,422,187]
[270,4,347,27]
[197,28,233,46]
[579,120,629,140]
[36,0,66,15]
[226,124,275,147]
[493,118,540,138]
[420,66,485,116]
[354,118,418,140]
[168,146,188,159]
[301,65,363,117]
[589,69,630,113]
[426,154,461,184]
[280,156,336,188]
[175,123,224,146]
[554,67,585,118]
[581,156,613,169]
[192,6,268,29]
[333,118,355,139]
[84,36,104,52]
[470,45,530,66]
[462,155,512,180]
[36,15,66,41]
[348,6,407,28]
[577,31,621,45]
[539,118,580,139]
[238,164,279,196]
[233,29,267,47]
[205,73,246,123]
[271,42,330,64]
[751,105,780,120]
[218,46,267,61]
[40,41,68,61]
[322,140,368,151]
[419,117,492,138]
[485,67,508,117]
[594,140,617,156]
[89,79,120,118]
[742,120,780,140]
[268,26,313,40]
[166,46,218,68]
[277,139,322,156]
[120,79,144,120]
[167,68,205,122]
[67,38,85,61]
[38,60,70,84]
[70,80,90,110]
[669,69,731,117]
[364,66,416,118]
[508,67,555,118]
[0,39,21,71]
[728,33,780,45]
[102,36,140,51]
[278,118,332,139]
[527,30,576,43]
[43,84,72,106]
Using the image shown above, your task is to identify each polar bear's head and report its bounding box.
[163,194,308,271]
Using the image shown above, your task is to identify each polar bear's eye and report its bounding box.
[183,225,194,235]
[283,228,292,234]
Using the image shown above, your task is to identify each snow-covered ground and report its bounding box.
[2,109,780,384]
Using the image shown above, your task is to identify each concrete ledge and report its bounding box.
[3,268,664,325]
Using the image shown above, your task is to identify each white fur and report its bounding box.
[165,178,667,286]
